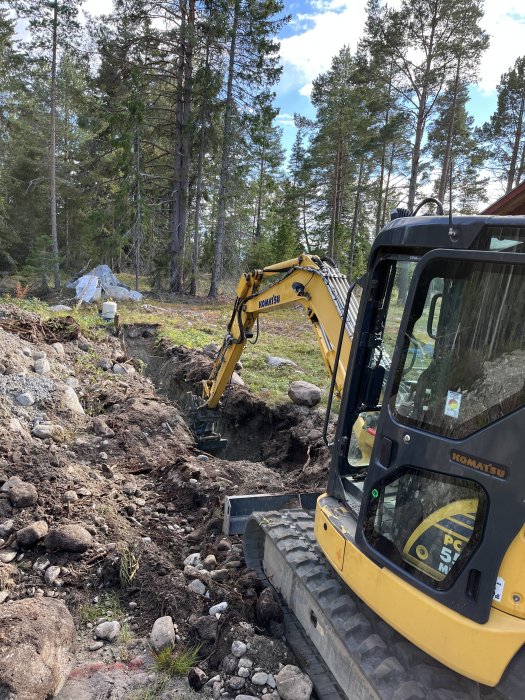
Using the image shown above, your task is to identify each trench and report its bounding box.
[122,324,325,471]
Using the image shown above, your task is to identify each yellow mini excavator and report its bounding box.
[196,201,525,699]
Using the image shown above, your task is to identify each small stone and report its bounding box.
[34,357,51,375]
[197,454,209,462]
[238,667,249,678]
[94,620,121,642]
[184,553,202,568]
[45,566,61,586]
[189,478,198,485]
[261,694,280,700]
[88,641,104,651]
[122,481,137,496]
[93,416,115,437]
[99,452,108,461]
[150,616,175,652]
[97,358,113,371]
[275,665,313,700]
[230,372,244,387]
[267,674,276,689]
[0,520,15,537]
[231,640,247,658]
[1,477,22,493]
[251,671,269,686]
[212,681,222,699]
[235,696,258,700]
[32,350,47,360]
[0,591,9,604]
[44,524,92,553]
[51,342,66,358]
[256,588,283,628]
[217,539,231,552]
[49,304,72,311]
[222,654,238,674]
[188,579,206,596]
[0,550,17,563]
[33,556,51,572]
[32,423,65,442]
[77,487,92,497]
[188,667,208,690]
[202,343,220,358]
[203,554,217,569]
[209,569,228,582]
[238,657,253,669]
[228,677,246,691]
[8,481,38,508]
[62,386,84,414]
[16,521,49,548]
[78,336,91,351]
[15,392,35,407]
[22,347,33,356]
[209,601,228,616]
[192,615,218,641]
[63,490,78,503]
[65,377,80,389]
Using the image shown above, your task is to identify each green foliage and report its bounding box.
[80,592,123,624]
[153,646,201,677]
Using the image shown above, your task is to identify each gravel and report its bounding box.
[0,374,56,407]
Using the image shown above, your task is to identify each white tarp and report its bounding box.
[67,265,143,303]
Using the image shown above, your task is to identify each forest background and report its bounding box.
[1,0,525,297]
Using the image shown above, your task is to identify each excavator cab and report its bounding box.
[317,215,525,689]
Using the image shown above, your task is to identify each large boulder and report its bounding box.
[275,665,313,700]
[287,381,322,408]
[0,598,75,700]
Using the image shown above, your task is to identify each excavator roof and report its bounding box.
[371,214,525,264]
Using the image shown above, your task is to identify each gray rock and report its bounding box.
[113,363,135,375]
[188,578,207,596]
[93,416,115,437]
[97,358,114,371]
[122,481,137,496]
[192,615,218,641]
[203,554,217,569]
[34,357,51,375]
[45,524,92,553]
[184,553,202,568]
[78,336,91,351]
[228,676,246,691]
[217,539,231,552]
[0,519,15,538]
[261,694,280,700]
[65,377,80,389]
[51,342,66,358]
[1,476,22,492]
[251,671,268,686]
[267,673,276,689]
[16,391,35,406]
[94,620,121,642]
[77,487,92,497]
[16,520,49,548]
[45,566,62,586]
[8,481,38,508]
[32,351,47,361]
[197,454,209,462]
[238,657,253,669]
[0,598,75,699]
[275,665,313,700]
[188,667,208,690]
[256,588,283,628]
[150,616,175,652]
[202,343,220,358]
[33,556,51,572]
[230,371,244,387]
[88,641,104,651]
[62,386,84,414]
[235,696,258,700]
[32,422,65,442]
[0,550,17,563]
[267,355,297,368]
[231,640,247,658]
[288,380,322,408]
[209,601,228,615]
[209,568,228,582]
[238,667,250,678]
[63,490,78,503]
[49,305,72,311]
[222,654,238,674]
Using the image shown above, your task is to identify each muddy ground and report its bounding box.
[0,303,335,699]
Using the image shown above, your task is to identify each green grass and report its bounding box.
[119,543,141,588]
[129,677,168,700]
[153,646,201,677]
[80,592,124,624]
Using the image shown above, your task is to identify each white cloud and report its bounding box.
[478,1,525,94]
[279,0,368,94]
[82,0,110,16]
[276,112,297,125]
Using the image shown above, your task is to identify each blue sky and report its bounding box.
[270,0,525,153]
[83,0,525,157]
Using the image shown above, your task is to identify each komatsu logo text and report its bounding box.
[450,450,508,480]
[259,294,280,309]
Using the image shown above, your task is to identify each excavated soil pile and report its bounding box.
[0,304,333,700]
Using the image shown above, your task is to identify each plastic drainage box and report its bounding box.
[223,492,321,535]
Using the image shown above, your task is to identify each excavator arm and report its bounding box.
[201,254,358,409]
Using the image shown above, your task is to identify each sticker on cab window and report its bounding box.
[444,390,462,418]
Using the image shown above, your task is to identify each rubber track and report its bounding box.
[244,509,507,700]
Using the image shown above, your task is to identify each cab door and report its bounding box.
[354,249,525,624]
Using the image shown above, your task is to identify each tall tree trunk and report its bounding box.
[134,126,141,292]
[255,149,265,240]
[190,39,210,296]
[437,60,461,204]
[381,143,395,228]
[506,96,525,193]
[302,193,311,252]
[208,0,239,298]
[169,11,184,291]
[50,1,60,290]
[348,161,364,280]
[407,14,437,211]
